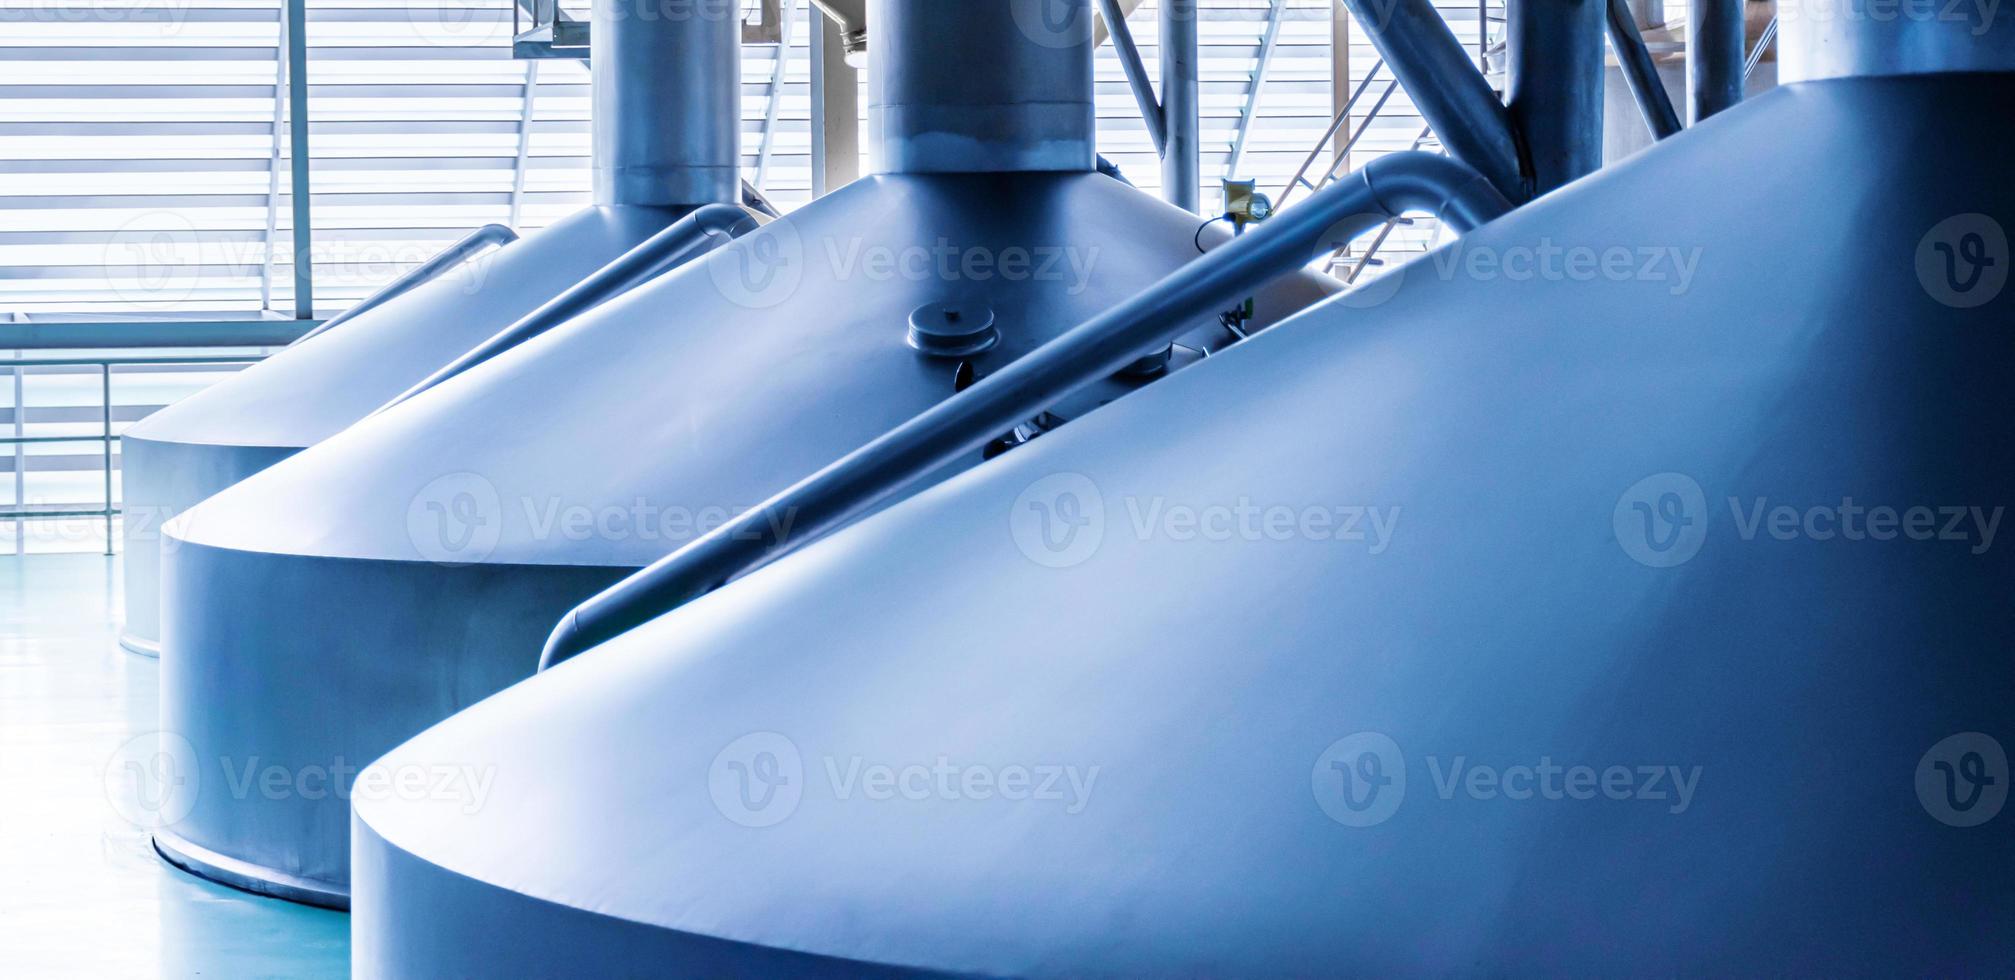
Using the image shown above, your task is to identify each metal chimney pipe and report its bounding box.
[867,0,1097,173]
[1160,0,1202,212]
[1508,0,1606,193]
[1687,0,1745,121]
[593,0,741,206]
[1777,0,2015,81]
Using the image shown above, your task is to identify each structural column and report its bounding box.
[1688,0,1745,121]
[1507,0,1606,195]
[810,7,861,197]
[1160,0,1201,212]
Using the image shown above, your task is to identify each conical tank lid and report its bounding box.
[357,70,2015,975]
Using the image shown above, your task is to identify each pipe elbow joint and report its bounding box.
[1361,152,1514,233]
[539,609,586,673]
[690,202,760,240]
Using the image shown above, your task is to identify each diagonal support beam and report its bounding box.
[1095,0,1166,154]
[1226,0,1288,179]
[1336,0,1530,202]
[1606,0,1682,139]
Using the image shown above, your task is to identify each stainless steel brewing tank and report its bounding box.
[154,169,1336,906]
[354,70,2015,973]
[118,205,690,656]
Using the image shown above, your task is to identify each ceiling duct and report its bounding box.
[351,11,2015,974]
[149,0,1337,909]
[116,0,748,658]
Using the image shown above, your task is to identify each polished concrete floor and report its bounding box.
[0,554,348,978]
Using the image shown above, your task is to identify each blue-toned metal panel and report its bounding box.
[354,71,2015,974]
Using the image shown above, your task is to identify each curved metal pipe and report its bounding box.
[1607,0,1682,140]
[539,152,1512,671]
[377,204,755,413]
[290,224,517,346]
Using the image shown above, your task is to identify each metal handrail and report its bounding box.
[1,353,266,555]
[1276,59,1385,207]
[538,151,1514,671]
[377,204,756,414]
[289,223,519,346]
[1745,17,1778,82]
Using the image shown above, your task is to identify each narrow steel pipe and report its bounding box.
[284,0,313,318]
[1160,0,1201,211]
[1744,16,1777,81]
[378,205,755,413]
[539,152,1513,670]
[1605,0,1682,140]
[290,224,518,345]
[1508,0,1606,193]
[1097,0,1167,154]
[1688,0,1744,121]
[1336,0,1530,202]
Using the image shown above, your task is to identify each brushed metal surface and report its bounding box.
[157,170,1337,903]
[356,73,2015,974]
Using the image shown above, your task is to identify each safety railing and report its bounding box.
[2,354,265,555]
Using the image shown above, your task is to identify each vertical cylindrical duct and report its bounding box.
[1777,0,2015,81]
[1160,0,1202,212]
[592,0,742,207]
[1508,0,1606,194]
[1687,0,1744,120]
[868,0,1097,174]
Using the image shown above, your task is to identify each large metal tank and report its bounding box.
[115,0,742,656]
[152,0,1335,908]
[352,11,2015,975]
